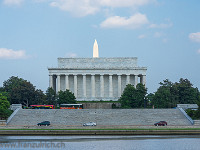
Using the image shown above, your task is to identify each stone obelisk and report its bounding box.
[93,39,99,58]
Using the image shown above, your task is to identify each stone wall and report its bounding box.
[82,103,121,109]
[0,120,6,126]
[177,104,198,110]
[10,104,22,111]
[58,57,138,69]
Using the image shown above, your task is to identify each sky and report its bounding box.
[0,0,200,94]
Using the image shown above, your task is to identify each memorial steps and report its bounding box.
[7,109,192,126]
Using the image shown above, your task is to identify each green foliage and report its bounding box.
[34,89,46,105]
[175,78,199,104]
[151,79,175,108]
[135,83,147,108]
[2,76,46,106]
[119,84,147,108]
[151,78,200,108]
[57,89,76,104]
[0,93,12,119]
[45,87,57,105]
[186,102,200,120]
[0,93,10,109]
[146,93,154,108]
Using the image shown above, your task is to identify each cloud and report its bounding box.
[197,49,200,54]
[50,0,100,17]
[33,0,48,2]
[0,48,28,59]
[100,13,149,29]
[154,32,163,38]
[189,32,200,43]
[99,0,155,8]
[162,38,168,43]
[49,0,155,17]
[65,52,78,58]
[149,23,173,29]
[3,0,24,5]
[138,34,146,39]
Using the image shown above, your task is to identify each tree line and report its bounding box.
[119,78,200,109]
[0,76,76,108]
[1,76,200,108]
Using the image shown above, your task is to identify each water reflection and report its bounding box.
[0,135,200,150]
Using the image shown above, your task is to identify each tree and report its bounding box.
[119,84,147,108]
[45,87,57,105]
[119,84,136,108]
[0,93,12,119]
[175,78,199,104]
[146,93,154,108]
[34,89,46,105]
[135,83,147,108]
[57,89,76,104]
[151,78,200,108]
[2,76,44,106]
[151,79,177,108]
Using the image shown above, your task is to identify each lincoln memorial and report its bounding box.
[48,40,147,101]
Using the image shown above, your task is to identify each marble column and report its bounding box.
[57,75,60,93]
[142,75,146,86]
[49,75,53,88]
[140,76,142,84]
[126,74,130,85]
[53,75,56,91]
[65,75,69,90]
[74,75,77,97]
[91,75,95,97]
[134,75,138,88]
[100,74,104,98]
[118,75,122,97]
[109,74,113,97]
[83,75,86,97]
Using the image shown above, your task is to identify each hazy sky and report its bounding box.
[0,0,200,93]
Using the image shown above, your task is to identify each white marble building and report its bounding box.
[48,40,147,101]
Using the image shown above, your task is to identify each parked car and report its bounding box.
[83,122,97,126]
[37,121,50,126]
[154,121,167,126]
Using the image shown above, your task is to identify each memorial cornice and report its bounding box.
[48,67,147,70]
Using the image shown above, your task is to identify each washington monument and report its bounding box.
[93,39,99,58]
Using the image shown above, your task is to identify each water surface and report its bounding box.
[0,135,200,150]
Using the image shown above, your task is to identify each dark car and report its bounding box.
[37,121,50,126]
[154,121,167,126]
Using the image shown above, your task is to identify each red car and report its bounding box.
[154,121,167,126]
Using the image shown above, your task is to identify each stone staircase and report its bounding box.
[8,108,192,126]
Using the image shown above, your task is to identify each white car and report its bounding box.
[83,122,97,126]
